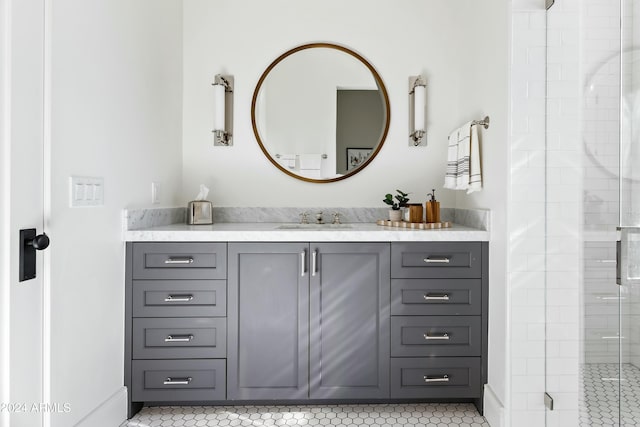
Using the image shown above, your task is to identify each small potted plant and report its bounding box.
[383,189,410,221]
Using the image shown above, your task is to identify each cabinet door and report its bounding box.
[227,243,309,400]
[309,242,390,399]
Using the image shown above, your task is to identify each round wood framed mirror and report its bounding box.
[251,43,390,183]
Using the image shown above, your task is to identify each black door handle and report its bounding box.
[28,233,50,250]
[19,228,50,282]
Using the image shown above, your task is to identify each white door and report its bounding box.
[0,0,47,426]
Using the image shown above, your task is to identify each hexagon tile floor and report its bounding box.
[120,403,489,427]
[580,363,640,426]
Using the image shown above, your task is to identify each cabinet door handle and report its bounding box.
[423,375,449,383]
[301,251,306,277]
[423,293,450,301]
[423,332,450,340]
[165,334,194,342]
[164,377,192,385]
[312,250,318,276]
[164,294,194,302]
[423,257,450,264]
[164,257,194,264]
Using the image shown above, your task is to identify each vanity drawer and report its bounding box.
[391,279,481,316]
[391,316,481,357]
[391,242,481,279]
[132,280,227,317]
[390,357,481,399]
[132,359,226,401]
[132,318,227,359]
[133,243,227,280]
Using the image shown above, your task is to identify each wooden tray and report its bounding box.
[376,220,452,230]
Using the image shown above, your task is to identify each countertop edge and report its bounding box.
[123,227,489,242]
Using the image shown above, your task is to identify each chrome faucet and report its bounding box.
[299,212,309,224]
[332,212,342,224]
[315,212,324,224]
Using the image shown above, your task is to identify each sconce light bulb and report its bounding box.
[213,84,226,132]
[413,85,426,132]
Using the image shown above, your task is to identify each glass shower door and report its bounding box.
[619,9,640,423]
[618,227,640,426]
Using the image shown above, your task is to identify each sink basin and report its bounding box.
[276,224,353,230]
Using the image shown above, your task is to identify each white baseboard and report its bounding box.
[74,387,127,427]
[483,384,505,427]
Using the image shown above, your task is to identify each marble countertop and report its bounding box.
[123,222,489,242]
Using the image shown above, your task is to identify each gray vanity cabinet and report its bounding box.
[125,242,228,417]
[227,242,390,401]
[309,243,390,399]
[125,239,487,418]
[389,242,488,412]
[227,243,309,400]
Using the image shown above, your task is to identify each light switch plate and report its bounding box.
[70,176,104,207]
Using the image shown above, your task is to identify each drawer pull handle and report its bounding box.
[423,375,449,383]
[164,257,194,264]
[165,334,194,342]
[423,332,450,340]
[423,294,450,301]
[164,294,194,302]
[424,257,451,264]
[164,377,193,385]
[312,250,318,277]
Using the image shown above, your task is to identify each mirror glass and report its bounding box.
[252,43,390,183]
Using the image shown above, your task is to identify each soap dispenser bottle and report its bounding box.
[425,189,440,223]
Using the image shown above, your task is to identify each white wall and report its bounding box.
[0,0,8,422]
[47,1,183,425]
[183,1,510,421]
[182,0,481,208]
[453,1,510,425]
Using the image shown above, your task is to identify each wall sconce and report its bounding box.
[409,76,426,146]
[212,74,234,146]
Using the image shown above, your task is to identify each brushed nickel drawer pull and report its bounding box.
[312,250,318,277]
[423,332,450,340]
[301,251,306,277]
[165,334,194,342]
[423,293,450,301]
[423,257,451,264]
[164,294,194,302]
[424,375,449,383]
[164,377,192,385]
[164,257,194,264]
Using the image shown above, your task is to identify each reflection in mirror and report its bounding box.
[252,43,390,183]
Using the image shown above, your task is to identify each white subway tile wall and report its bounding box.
[546,1,583,426]
[510,5,549,426]
[510,0,596,424]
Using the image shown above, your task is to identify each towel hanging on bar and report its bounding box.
[444,122,482,193]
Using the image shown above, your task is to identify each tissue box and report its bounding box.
[187,201,213,225]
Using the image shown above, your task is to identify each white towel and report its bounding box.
[277,154,297,170]
[444,121,482,193]
[444,128,459,189]
[467,124,482,193]
[300,169,322,179]
[444,122,471,190]
[298,154,322,170]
